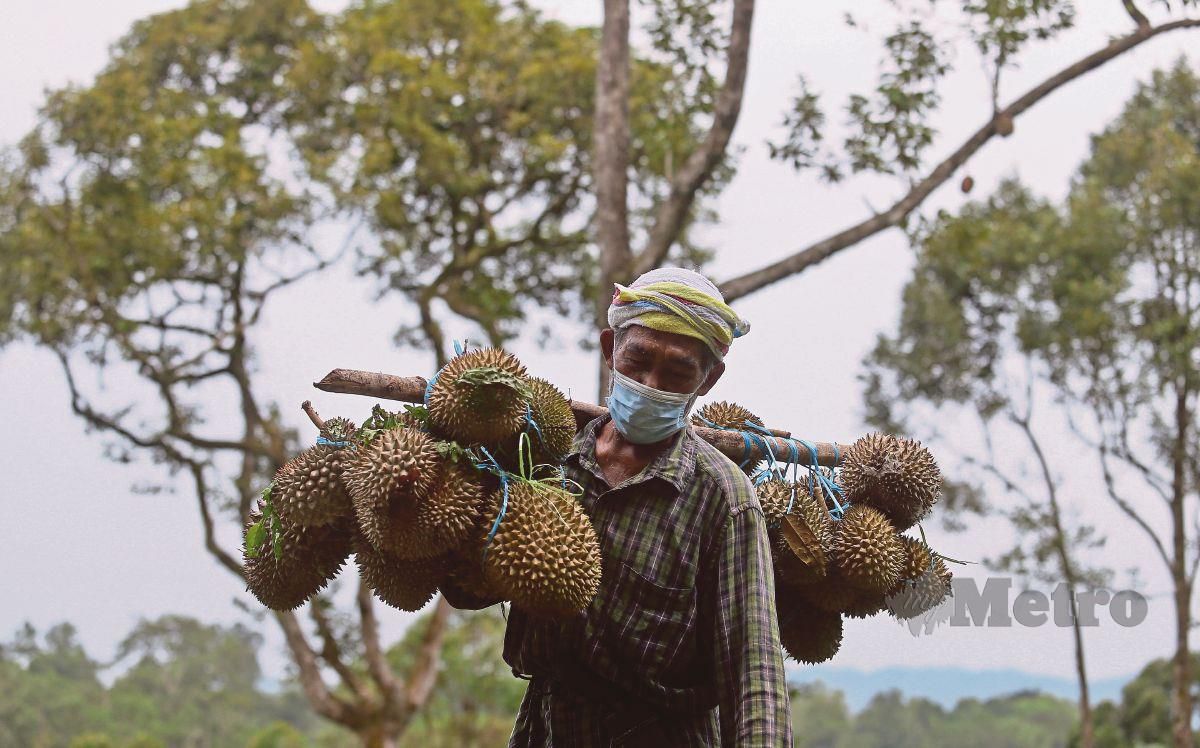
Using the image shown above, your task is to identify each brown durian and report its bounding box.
[354,536,444,612]
[241,503,353,611]
[357,459,485,559]
[756,478,795,526]
[343,426,439,510]
[480,481,602,618]
[427,348,530,445]
[771,486,834,586]
[272,444,355,528]
[841,588,889,619]
[691,401,763,430]
[887,553,953,620]
[778,598,844,665]
[839,433,941,532]
[894,535,933,585]
[796,571,861,613]
[495,377,577,467]
[832,505,904,593]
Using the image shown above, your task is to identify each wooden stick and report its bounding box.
[313,368,847,467]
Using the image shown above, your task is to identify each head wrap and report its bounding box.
[606,266,750,359]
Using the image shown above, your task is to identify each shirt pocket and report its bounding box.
[595,559,697,683]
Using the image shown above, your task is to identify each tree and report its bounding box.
[589,0,1200,396]
[0,0,713,743]
[859,178,1112,746]
[865,59,1200,747]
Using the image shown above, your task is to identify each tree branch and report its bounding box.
[275,609,360,724]
[1122,0,1151,29]
[357,579,403,705]
[404,596,452,710]
[634,0,756,275]
[718,17,1200,302]
[1099,442,1171,567]
[311,597,374,704]
[594,0,634,331]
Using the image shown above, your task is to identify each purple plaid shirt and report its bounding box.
[500,414,791,746]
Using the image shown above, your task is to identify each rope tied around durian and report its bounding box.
[694,413,849,524]
[474,432,584,563]
[316,436,353,448]
[423,339,470,407]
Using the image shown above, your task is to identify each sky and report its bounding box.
[1,0,1197,696]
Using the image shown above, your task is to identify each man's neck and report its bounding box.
[594,418,678,487]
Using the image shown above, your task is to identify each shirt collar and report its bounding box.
[567,412,698,496]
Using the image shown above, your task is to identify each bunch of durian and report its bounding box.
[241,347,601,620]
[693,402,955,666]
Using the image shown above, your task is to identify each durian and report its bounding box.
[841,588,888,619]
[343,426,439,509]
[444,538,507,602]
[894,535,933,584]
[481,481,602,618]
[357,458,485,559]
[886,554,953,620]
[839,433,941,532]
[778,598,844,665]
[241,504,353,611]
[272,430,356,528]
[496,377,577,467]
[796,571,860,613]
[756,478,795,526]
[427,348,530,445]
[691,401,763,430]
[832,505,904,593]
[354,536,444,612]
[771,487,834,586]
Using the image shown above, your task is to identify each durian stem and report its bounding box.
[313,368,845,466]
[301,400,326,430]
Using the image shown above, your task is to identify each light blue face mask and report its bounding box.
[607,367,699,444]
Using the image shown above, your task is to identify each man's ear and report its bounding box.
[600,328,615,369]
[696,359,725,396]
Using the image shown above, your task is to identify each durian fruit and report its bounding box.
[691,401,764,430]
[771,487,834,586]
[756,478,795,526]
[841,588,889,619]
[272,426,357,528]
[886,554,954,620]
[796,570,861,613]
[427,348,530,446]
[444,538,507,602]
[496,377,577,467]
[832,505,904,593]
[343,426,440,509]
[777,596,844,665]
[357,459,485,559]
[354,536,444,612]
[481,481,602,618]
[839,433,941,532]
[895,535,933,583]
[241,504,354,611]
[525,377,576,459]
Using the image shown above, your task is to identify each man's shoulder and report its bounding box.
[687,429,760,515]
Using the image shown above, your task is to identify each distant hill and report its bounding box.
[788,665,1129,712]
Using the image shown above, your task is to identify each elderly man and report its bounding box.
[443,267,792,747]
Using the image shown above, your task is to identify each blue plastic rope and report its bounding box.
[316,436,351,448]
[475,446,510,563]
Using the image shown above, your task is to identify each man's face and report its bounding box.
[601,325,725,397]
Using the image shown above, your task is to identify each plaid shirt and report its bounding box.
[502,414,791,747]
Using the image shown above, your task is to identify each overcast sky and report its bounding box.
[2,0,1196,692]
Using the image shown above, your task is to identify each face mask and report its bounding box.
[607,367,699,445]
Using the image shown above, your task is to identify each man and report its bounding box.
[442,267,792,746]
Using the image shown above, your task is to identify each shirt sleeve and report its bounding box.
[711,490,793,746]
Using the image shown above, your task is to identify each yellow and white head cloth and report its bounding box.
[607,267,750,360]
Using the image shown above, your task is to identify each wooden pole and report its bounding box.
[313,368,848,467]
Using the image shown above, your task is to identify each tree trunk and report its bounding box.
[593,0,633,402]
[1170,386,1194,748]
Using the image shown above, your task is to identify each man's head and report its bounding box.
[600,267,749,443]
